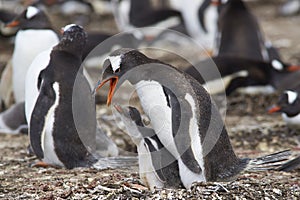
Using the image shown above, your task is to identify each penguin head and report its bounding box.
[56,24,87,56]
[114,105,145,141]
[5,6,52,30]
[271,59,300,73]
[269,90,300,117]
[95,48,150,105]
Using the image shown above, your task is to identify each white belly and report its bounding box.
[282,113,300,128]
[12,30,58,102]
[41,82,64,167]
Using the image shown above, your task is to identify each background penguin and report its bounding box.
[215,0,280,62]
[183,56,300,95]
[95,48,291,188]
[169,0,219,52]
[111,0,185,37]
[30,24,117,169]
[114,104,183,190]
[269,84,300,129]
[6,6,59,103]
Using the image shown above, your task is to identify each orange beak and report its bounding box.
[95,76,119,106]
[211,0,220,6]
[287,65,300,72]
[268,106,281,114]
[114,105,123,113]
[5,20,20,28]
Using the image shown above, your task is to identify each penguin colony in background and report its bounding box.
[0,0,299,191]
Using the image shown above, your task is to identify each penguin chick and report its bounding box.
[114,105,183,190]
[30,24,97,169]
[95,48,292,188]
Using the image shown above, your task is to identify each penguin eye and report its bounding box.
[115,68,121,73]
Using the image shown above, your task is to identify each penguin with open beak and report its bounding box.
[94,48,291,188]
[269,85,300,129]
[29,24,101,169]
[114,105,183,190]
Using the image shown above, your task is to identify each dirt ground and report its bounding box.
[1,0,300,199]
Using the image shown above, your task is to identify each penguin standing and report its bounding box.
[115,105,182,190]
[6,6,59,103]
[95,48,290,188]
[215,0,279,61]
[30,24,97,168]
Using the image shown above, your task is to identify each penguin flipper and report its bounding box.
[30,85,55,159]
[92,156,138,170]
[277,155,300,172]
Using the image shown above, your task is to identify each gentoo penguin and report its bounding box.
[115,105,183,190]
[184,56,300,95]
[30,24,97,168]
[95,48,291,188]
[6,6,59,103]
[169,0,219,51]
[0,9,18,37]
[111,0,184,36]
[215,0,279,62]
[269,85,300,128]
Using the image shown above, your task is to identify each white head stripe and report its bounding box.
[26,6,39,19]
[272,60,284,71]
[63,24,77,32]
[286,90,298,104]
[108,55,122,72]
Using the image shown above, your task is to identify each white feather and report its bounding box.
[41,82,64,167]
[108,55,123,72]
[286,90,298,104]
[12,29,58,103]
[26,6,39,19]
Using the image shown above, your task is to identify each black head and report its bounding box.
[95,48,151,105]
[54,24,87,57]
[5,6,52,30]
[269,90,300,117]
[114,105,144,127]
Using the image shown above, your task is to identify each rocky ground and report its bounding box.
[1,0,300,199]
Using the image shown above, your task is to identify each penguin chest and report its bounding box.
[282,113,300,128]
[12,30,58,102]
[40,82,64,167]
[137,141,164,190]
[135,80,179,157]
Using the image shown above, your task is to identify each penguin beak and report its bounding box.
[287,65,300,72]
[211,0,220,6]
[94,76,119,106]
[268,106,282,114]
[114,105,123,113]
[5,20,20,28]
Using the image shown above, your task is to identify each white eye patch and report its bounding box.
[62,24,77,32]
[107,55,122,72]
[286,90,298,104]
[272,60,284,71]
[26,6,39,19]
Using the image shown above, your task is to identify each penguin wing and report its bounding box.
[162,86,202,174]
[29,81,56,159]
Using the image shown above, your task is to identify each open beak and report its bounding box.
[94,76,119,106]
[5,20,20,28]
[268,106,282,114]
[114,104,123,113]
[287,65,300,72]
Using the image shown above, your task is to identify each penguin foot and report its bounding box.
[31,161,60,169]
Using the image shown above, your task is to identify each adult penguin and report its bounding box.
[95,48,290,188]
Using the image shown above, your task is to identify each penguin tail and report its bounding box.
[246,150,292,171]
[277,155,300,172]
[92,156,138,170]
